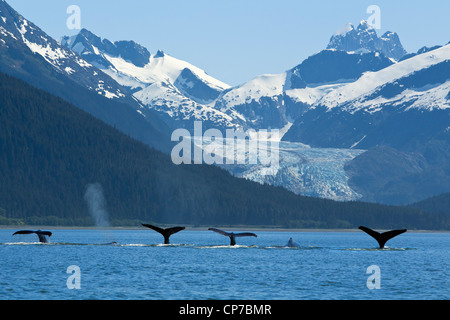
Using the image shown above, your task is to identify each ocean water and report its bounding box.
[0,229,448,300]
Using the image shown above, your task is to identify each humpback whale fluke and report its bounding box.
[208,228,257,246]
[13,230,52,243]
[142,224,185,244]
[359,226,407,249]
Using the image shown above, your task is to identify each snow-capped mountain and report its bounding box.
[209,21,407,136]
[61,23,397,134]
[61,29,151,69]
[0,0,172,152]
[283,44,450,149]
[327,20,407,61]
[322,47,450,113]
[399,44,445,62]
[213,48,394,131]
[282,43,450,204]
[288,49,394,87]
[211,20,398,132]
[0,1,131,101]
[61,29,243,131]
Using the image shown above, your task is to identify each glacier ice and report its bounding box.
[193,136,366,201]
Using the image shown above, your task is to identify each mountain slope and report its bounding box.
[318,44,450,114]
[2,71,446,229]
[0,0,172,152]
[283,44,450,149]
[281,41,450,205]
[288,49,394,87]
[61,29,241,131]
[212,20,405,135]
[0,1,128,100]
[62,27,397,134]
[213,49,394,131]
[344,145,450,205]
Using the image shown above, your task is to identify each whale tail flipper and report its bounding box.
[359,226,407,249]
[234,232,258,238]
[208,228,232,237]
[208,228,257,246]
[142,224,185,244]
[13,230,52,243]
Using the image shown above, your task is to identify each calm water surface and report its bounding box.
[0,229,448,300]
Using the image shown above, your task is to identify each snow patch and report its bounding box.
[103,52,230,91]
[319,44,450,110]
[219,73,287,110]
[65,67,75,74]
[22,39,68,70]
[18,18,28,35]
[0,26,17,40]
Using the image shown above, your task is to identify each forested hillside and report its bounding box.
[410,193,450,215]
[0,28,172,153]
[1,72,448,229]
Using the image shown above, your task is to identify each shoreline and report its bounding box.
[1,225,449,233]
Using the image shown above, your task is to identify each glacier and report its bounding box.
[230,141,366,201]
[190,135,365,201]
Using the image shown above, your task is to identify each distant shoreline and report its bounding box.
[1,226,449,233]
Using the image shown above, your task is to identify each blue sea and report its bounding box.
[0,228,448,300]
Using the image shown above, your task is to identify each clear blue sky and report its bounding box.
[6,0,450,86]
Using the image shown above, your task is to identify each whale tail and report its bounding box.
[13,230,52,243]
[142,224,185,244]
[208,228,257,246]
[359,226,407,249]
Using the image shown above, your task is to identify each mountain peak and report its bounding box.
[357,19,370,30]
[115,40,151,67]
[154,50,165,58]
[62,29,150,67]
[327,21,407,61]
[78,27,95,37]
